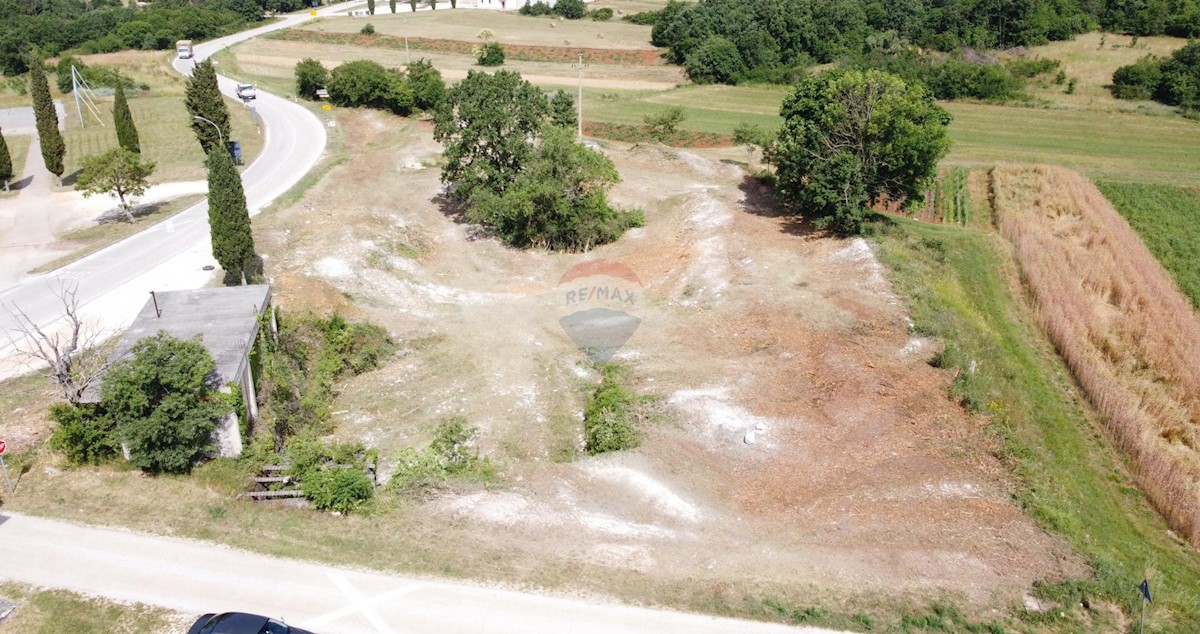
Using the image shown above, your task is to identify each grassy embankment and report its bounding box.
[1097,182,1200,310]
[874,190,1200,633]
[0,583,181,634]
[1,134,30,197]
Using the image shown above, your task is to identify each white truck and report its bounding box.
[236,83,257,101]
[176,40,193,59]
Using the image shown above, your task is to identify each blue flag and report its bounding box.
[1140,579,1152,603]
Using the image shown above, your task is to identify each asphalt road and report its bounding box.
[0,7,344,373]
[0,513,843,634]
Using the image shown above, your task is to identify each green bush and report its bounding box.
[590,7,613,21]
[406,58,446,110]
[48,403,117,465]
[518,1,553,16]
[584,364,641,454]
[1112,55,1162,100]
[302,467,374,513]
[553,0,585,19]
[360,22,375,35]
[388,416,494,495]
[476,42,505,66]
[327,59,413,115]
[294,58,329,101]
[1005,56,1061,78]
[684,36,744,84]
[622,9,659,25]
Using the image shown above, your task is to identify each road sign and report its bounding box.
[322,104,332,111]
[0,440,6,455]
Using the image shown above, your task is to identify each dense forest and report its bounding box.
[644,0,1200,86]
[0,0,313,76]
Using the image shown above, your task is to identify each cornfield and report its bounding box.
[993,164,1200,548]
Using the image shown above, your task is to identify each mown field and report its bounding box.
[61,94,263,184]
[1097,182,1200,310]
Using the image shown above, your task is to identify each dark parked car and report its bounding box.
[187,612,316,634]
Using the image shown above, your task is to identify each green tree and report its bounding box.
[112,76,141,154]
[768,69,951,233]
[185,60,232,155]
[406,59,446,110]
[29,51,66,185]
[410,0,417,11]
[684,36,744,84]
[367,0,375,14]
[295,58,330,100]
[476,42,505,66]
[389,0,396,13]
[101,332,231,474]
[328,60,412,115]
[468,125,641,251]
[206,142,258,285]
[433,69,549,201]
[554,0,585,19]
[55,55,86,94]
[75,148,155,223]
[643,106,685,143]
[0,129,11,191]
[733,121,773,168]
[549,88,577,129]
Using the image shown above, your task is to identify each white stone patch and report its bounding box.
[311,256,352,279]
[579,462,701,523]
[667,386,778,448]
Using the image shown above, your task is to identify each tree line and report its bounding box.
[645,0,1200,87]
[0,0,313,76]
[1112,41,1200,109]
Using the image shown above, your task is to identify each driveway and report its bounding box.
[0,513,845,634]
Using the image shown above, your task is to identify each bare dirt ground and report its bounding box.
[249,108,1087,609]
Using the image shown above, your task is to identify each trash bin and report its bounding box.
[226,141,243,166]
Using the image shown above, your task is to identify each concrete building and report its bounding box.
[84,285,273,457]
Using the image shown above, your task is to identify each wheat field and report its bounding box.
[993,164,1200,547]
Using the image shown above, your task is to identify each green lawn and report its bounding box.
[1096,181,1200,310]
[61,94,263,184]
[874,214,1200,633]
[0,583,180,634]
[1,133,30,195]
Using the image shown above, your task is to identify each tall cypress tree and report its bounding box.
[28,51,65,185]
[0,128,12,191]
[206,145,257,285]
[113,76,141,154]
[185,60,231,155]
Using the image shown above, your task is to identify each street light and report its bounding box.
[193,115,224,144]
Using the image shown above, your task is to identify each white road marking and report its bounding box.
[304,572,422,633]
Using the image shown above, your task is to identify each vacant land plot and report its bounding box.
[4,108,1093,632]
[0,583,186,634]
[307,8,658,50]
[1097,182,1200,309]
[60,94,263,184]
[994,164,1200,548]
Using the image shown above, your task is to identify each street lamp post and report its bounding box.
[193,115,224,144]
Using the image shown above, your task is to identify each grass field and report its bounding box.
[60,94,264,184]
[2,133,30,195]
[0,583,183,634]
[306,7,659,50]
[874,212,1200,634]
[1097,182,1200,310]
[28,194,206,274]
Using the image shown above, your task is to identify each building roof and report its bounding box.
[82,285,271,402]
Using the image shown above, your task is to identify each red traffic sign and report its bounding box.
[0,440,6,455]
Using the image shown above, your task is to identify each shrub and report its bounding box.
[553,0,585,19]
[518,1,553,16]
[684,36,744,84]
[327,59,413,115]
[643,106,686,143]
[1112,55,1162,100]
[1005,56,1061,78]
[622,9,659,25]
[48,403,117,465]
[590,7,613,21]
[584,363,641,454]
[302,467,374,513]
[476,42,505,66]
[360,22,375,35]
[294,58,329,100]
[388,417,494,495]
[406,58,446,110]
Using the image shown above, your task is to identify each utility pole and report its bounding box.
[402,17,411,65]
[574,51,587,142]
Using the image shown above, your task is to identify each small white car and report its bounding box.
[236,83,257,101]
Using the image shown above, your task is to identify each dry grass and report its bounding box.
[1023,31,1188,111]
[992,164,1200,548]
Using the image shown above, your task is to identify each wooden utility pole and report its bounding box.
[574,51,587,142]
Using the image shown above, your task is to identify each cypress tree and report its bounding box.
[0,128,12,191]
[185,60,232,155]
[28,51,65,185]
[205,145,257,285]
[113,76,141,154]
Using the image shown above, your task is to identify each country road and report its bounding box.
[0,5,351,379]
[0,513,846,634]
